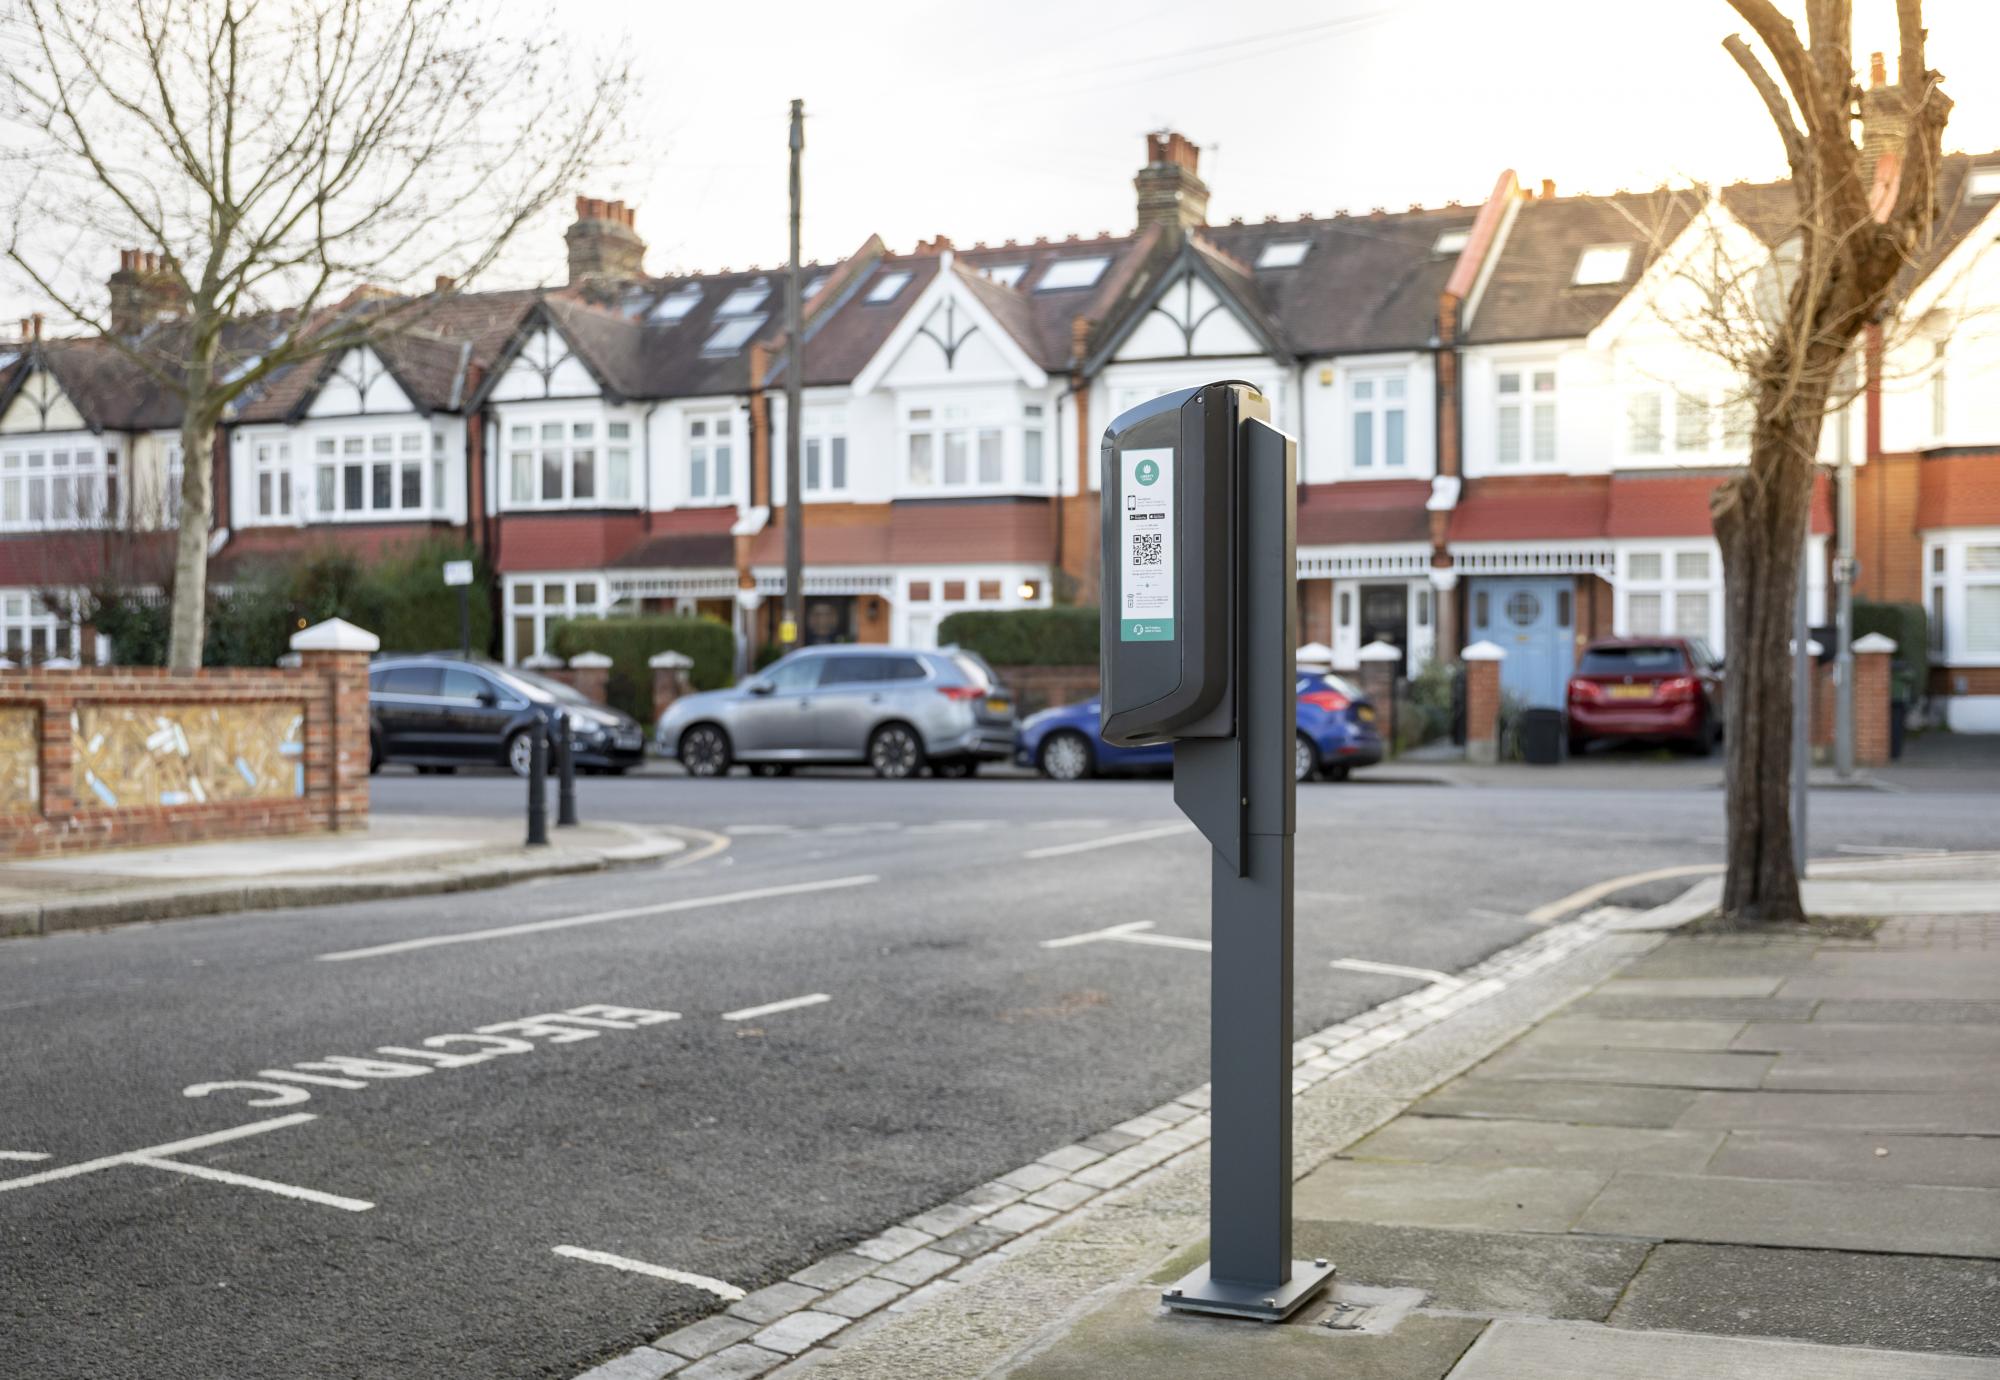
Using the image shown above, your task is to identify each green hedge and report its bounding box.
[548,614,735,722]
[936,607,1099,666]
[1854,600,1928,702]
[81,535,493,667]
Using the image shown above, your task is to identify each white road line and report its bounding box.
[315,875,881,962]
[1835,844,1948,857]
[1522,863,1725,925]
[724,824,798,835]
[551,1246,745,1301]
[1331,957,1458,985]
[0,1151,50,1162]
[722,993,831,1022]
[1040,921,1211,953]
[127,1156,374,1212]
[0,1113,318,1194]
[1023,823,1194,860]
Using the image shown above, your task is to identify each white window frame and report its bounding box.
[499,412,632,512]
[0,587,77,662]
[1617,542,1722,648]
[253,437,294,522]
[900,401,1012,494]
[1495,365,1558,466]
[0,439,117,531]
[802,408,848,499]
[310,425,435,519]
[1622,382,1753,462]
[1348,370,1408,471]
[686,411,737,506]
[1926,528,2000,665]
[505,575,606,664]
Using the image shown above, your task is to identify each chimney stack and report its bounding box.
[108,249,186,336]
[1135,130,1210,235]
[565,194,647,286]
[1859,51,1908,192]
[1540,178,1557,200]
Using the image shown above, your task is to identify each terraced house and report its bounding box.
[3,122,1998,727]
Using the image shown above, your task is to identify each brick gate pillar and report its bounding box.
[1462,640,1506,766]
[1851,632,1897,767]
[292,617,379,832]
[649,651,694,718]
[1356,640,1400,753]
[566,650,612,705]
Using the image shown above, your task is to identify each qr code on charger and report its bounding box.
[1132,532,1164,566]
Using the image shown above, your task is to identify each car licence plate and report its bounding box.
[986,697,1011,715]
[1356,706,1376,723]
[1609,684,1654,700]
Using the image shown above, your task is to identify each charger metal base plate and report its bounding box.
[1160,1258,1335,1322]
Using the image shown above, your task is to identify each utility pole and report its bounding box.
[782,98,806,650]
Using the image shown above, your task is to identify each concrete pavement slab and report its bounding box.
[1002,1285,1488,1380]
[1346,1116,1724,1173]
[1615,942,1819,978]
[1611,1243,2000,1356]
[1568,994,1821,1022]
[1732,1021,2000,1054]
[1811,1001,2000,1024]
[1415,1077,1699,1127]
[1764,1050,1990,1091]
[1597,977,1787,998]
[1293,1160,1609,1233]
[1677,1091,2000,1134]
[1573,1171,2000,1257]
[1473,1046,1773,1089]
[1706,1132,2000,1189]
[1799,879,2000,916]
[1449,1318,2000,1380]
[1289,1220,1652,1320]
[1519,1016,1746,1050]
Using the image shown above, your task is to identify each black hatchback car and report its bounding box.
[367,654,646,776]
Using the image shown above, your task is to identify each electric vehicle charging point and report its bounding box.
[1101,381,1334,1323]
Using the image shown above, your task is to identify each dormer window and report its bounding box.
[1035,257,1108,291]
[1432,229,1470,256]
[1966,167,2000,201]
[1255,241,1310,269]
[701,315,764,356]
[650,285,703,322]
[981,263,1027,288]
[715,282,770,317]
[866,270,912,303]
[1572,245,1634,286]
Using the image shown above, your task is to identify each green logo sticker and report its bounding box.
[1133,458,1160,486]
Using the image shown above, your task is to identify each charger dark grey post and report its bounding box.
[525,724,549,847]
[1099,381,1332,1323]
[555,710,580,827]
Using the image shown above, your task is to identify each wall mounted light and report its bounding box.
[1017,580,1040,601]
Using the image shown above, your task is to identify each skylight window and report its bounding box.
[1035,256,1109,291]
[866,270,912,304]
[701,315,765,356]
[1966,167,2000,201]
[1573,245,1634,286]
[1255,241,1310,269]
[650,285,703,323]
[981,263,1028,288]
[716,282,770,317]
[1432,229,1470,255]
[805,272,831,298]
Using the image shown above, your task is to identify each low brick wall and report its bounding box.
[994,664,1099,715]
[0,646,370,858]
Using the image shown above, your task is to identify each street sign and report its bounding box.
[1099,382,1331,1323]
[442,560,474,587]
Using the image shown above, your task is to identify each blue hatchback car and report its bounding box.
[1015,671,1384,782]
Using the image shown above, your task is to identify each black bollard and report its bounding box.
[556,710,579,827]
[525,722,549,846]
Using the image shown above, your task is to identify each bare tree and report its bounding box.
[1,0,630,667]
[1695,0,1951,922]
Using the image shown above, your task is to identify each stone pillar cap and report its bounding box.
[290,617,380,653]
[521,652,564,669]
[567,651,613,668]
[1461,641,1507,662]
[1356,640,1401,662]
[1852,632,1898,654]
[649,650,694,669]
[1296,641,1335,669]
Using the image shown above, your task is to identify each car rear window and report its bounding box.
[882,656,928,681]
[379,665,441,696]
[1296,672,1363,698]
[948,654,992,688]
[1579,645,1687,675]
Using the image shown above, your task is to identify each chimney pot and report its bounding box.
[1869,51,1887,88]
[566,192,647,285]
[31,313,44,341]
[435,274,454,293]
[1135,128,1210,234]
[1541,178,1556,200]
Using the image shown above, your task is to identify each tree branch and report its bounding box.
[1724,34,1808,175]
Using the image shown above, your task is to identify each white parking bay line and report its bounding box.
[1330,957,1457,985]
[0,1151,50,1162]
[316,875,881,962]
[127,1155,374,1212]
[0,1112,319,1195]
[1023,823,1194,860]
[1041,920,1211,953]
[723,993,831,1022]
[552,1246,745,1301]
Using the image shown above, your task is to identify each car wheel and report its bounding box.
[1686,710,1717,758]
[506,730,538,778]
[679,724,732,778]
[1294,732,1320,784]
[1038,731,1095,782]
[750,763,792,778]
[869,723,925,780]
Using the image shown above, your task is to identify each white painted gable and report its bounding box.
[878,297,1022,387]
[489,325,599,402]
[1114,271,1263,361]
[0,367,85,434]
[306,347,413,417]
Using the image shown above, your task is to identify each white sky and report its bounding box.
[6,0,1999,322]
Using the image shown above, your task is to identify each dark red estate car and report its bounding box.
[1566,637,1725,756]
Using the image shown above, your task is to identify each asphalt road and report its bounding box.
[2,768,1991,1379]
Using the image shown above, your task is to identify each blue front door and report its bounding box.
[1469,578,1573,708]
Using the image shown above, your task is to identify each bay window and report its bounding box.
[0,443,117,530]
[1926,533,2000,662]
[1625,384,1755,459]
[311,427,434,518]
[903,403,1022,492]
[507,576,603,663]
[503,416,632,509]
[1622,545,1719,643]
[2,589,74,662]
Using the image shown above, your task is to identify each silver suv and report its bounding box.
[655,646,1016,779]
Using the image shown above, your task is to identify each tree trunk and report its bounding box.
[166,336,219,671]
[1713,397,1827,925]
